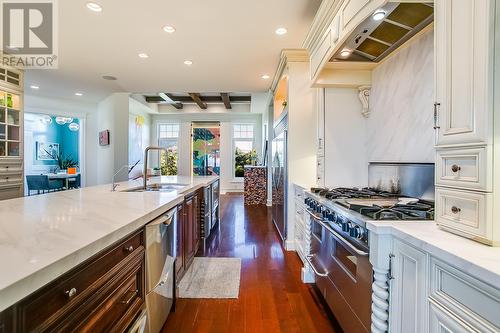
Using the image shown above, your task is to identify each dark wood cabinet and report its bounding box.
[176,191,201,283]
[175,203,185,278]
[0,230,145,333]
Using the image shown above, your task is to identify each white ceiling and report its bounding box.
[25,0,320,103]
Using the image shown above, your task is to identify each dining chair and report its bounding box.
[67,174,81,189]
[26,175,64,196]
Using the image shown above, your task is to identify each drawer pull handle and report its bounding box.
[451,164,461,173]
[451,206,461,214]
[65,287,77,299]
[124,245,134,253]
[120,290,138,304]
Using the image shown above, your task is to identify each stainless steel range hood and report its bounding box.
[332,2,434,62]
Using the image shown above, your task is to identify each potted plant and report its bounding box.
[45,149,78,172]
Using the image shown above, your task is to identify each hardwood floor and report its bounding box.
[163,194,342,333]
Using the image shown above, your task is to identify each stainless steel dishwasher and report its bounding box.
[144,207,177,333]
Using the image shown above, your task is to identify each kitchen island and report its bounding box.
[0,176,218,317]
[367,221,500,333]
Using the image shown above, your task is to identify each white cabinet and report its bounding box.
[389,240,428,333]
[316,89,325,186]
[293,185,314,283]
[434,0,499,246]
[434,0,494,146]
[429,302,476,333]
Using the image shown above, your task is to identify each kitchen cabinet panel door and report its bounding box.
[429,302,476,333]
[176,204,185,279]
[435,0,494,146]
[389,240,428,333]
[184,196,196,268]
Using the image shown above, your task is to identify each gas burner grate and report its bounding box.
[351,202,434,220]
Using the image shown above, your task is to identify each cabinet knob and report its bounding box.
[451,206,461,214]
[124,245,134,253]
[65,287,77,299]
[451,164,461,173]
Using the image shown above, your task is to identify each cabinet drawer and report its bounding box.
[429,301,476,333]
[16,230,144,332]
[0,184,22,200]
[72,253,145,333]
[436,147,490,191]
[0,172,22,185]
[0,159,22,173]
[435,187,492,243]
[429,258,500,332]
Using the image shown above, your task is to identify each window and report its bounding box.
[233,124,256,178]
[158,124,179,175]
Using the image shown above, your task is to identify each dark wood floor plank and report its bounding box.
[163,194,341,332]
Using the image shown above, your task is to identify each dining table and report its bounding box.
[47,173,80,189]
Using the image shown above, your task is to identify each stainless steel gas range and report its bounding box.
[304,186,434,333]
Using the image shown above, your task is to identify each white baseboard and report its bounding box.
[285,240,295,251]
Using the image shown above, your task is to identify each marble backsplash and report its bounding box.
[366,28,435,163]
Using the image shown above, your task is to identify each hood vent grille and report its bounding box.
[332,3,433,62]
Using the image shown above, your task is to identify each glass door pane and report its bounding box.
[192,123,220,176]
[7,142,19,156]
[0,124,5,140]
[0,141,5,156]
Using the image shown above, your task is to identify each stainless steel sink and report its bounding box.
[125,183,188,193]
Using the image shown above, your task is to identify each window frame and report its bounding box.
[157,123,180,176]
[232,123,256,180]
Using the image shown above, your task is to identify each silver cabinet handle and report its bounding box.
[451,164,461,173]
[433,102,441,129]
[387,254,395,280]
[451,206,461,214]
[65,287,77,299]
[305,255,329,277]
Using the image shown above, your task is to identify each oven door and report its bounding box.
[324,225,372,333]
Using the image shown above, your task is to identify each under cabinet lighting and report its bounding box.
[86,2,102,12]
[372,10,386,21]
[340,49,351,57]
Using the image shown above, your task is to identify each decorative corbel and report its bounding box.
[358,86,371,118]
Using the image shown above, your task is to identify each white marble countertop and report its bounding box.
[367,221,500,288]
[0,175,218,311]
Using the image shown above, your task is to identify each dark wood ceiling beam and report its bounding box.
[144,95,251,104]
[188,93,208,109]
[221,93,232,109]
[165,93,183,109]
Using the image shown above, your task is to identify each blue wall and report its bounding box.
[26,114,80,167]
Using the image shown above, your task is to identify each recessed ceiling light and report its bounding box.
[162,25,176,33]
[340,49,351,57]
[372,10,386,21]
[138,53,149,58]
[102,75,117,81]
[184,60,193,66]
[275,27,288,35]
[75,92,83,96]
[86,2,102,12]
[261,74,270,80]
[30,85,40,90]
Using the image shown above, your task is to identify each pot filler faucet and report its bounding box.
[143,146,168,189]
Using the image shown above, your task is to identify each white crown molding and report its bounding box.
[270,49,309,93]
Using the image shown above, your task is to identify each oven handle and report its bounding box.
[305,255,329,277]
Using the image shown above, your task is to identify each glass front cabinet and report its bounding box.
[0,66,24,200]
